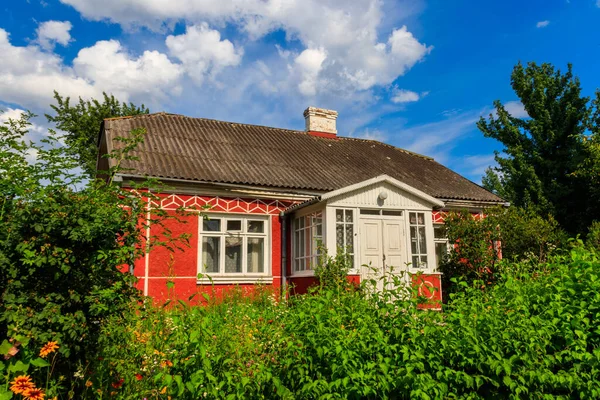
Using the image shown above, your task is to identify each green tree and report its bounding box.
[478,62,594,235]
[45,91,149,177]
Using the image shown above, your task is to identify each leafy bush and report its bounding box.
[91,248,600,399]
[586,221,600,253]
[439,206,566,296]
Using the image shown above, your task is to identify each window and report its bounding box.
[434,224,449,271]
[359,209,403,216]
[336,209,354,263]
[409,212,428,268]
[199,215,268,275]
[293,211,323,272]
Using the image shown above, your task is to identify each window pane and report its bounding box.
[248,220,264,233]
[417,213,425,225]
[412,256,419,268]
[410,227,418,253]
[345,224,354,253]
[227,220,242,231]
[203,219,221,232]
[247,238,264,273]
[202,237,220,273]
[336,224,344,249]
[225,237,242,273]
[409,212,416,225]
[360,209,380,215]
[336,209,343,222]
[316,221,323,237]
[420,256,428,268]
[435,242,447,269]
[299,228,305,259]
[345,210,353,223]
[304,228,311,261]
[295,228,301,258]
[418,226,427,253]
[434,225,446,239]
[382,210,403,216]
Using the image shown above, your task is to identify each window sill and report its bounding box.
[289,270,316,278]
[197,276,273,285]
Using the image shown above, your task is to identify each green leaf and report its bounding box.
[0,340,12,356]
[8,360,29,373]
[30,357,51,367]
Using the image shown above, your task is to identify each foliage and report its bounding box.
[45,91,149,177]
[313,249,353,292]
[1,338,68,400]
[0,109,193,398]
[438,207,566,296]
[479,62,600,235]
[586,221,600,253]
[0,110,146,384]
[90,248,600,399]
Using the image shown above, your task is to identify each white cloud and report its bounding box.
[0,29,99,109]
[399,109,485,157]
[597,0,600,8]
[294,47,327,96]
[391,88,425,103]
[59,0,432,95]
[503,100,529,118]
[166,23,243,85]
[36,20,73,50]
[461,154,496,178]
[354,128,388,142]
[74,40,183,101]
[536,20,550,28]
[0,29,182,110]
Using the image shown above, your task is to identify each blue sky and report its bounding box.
[1,0,599,182]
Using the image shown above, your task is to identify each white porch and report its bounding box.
[288,175,445,285]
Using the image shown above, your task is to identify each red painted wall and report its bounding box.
[411,273,443,310]
[136,193,295,302]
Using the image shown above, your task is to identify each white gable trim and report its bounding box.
[320,175,445,208]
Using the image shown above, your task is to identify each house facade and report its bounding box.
[97,107,505,304]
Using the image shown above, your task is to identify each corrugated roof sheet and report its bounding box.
[101,112,503,202]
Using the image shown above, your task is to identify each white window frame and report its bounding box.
[334,208,355,267]
[408,211,429,270]
[197,213,271,284]
[433,223,449,272]
[292,210,323,276]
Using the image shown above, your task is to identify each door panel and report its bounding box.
[360,219,383,291]
[360,217,406,292]
[383,220,406,288]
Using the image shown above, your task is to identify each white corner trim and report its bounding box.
[320,175,445,208]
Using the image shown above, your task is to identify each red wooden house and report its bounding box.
[97,107,505,303]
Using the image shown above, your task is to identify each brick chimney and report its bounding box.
[304,107,338,138]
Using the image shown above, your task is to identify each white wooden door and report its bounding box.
[360,217,406,291]
[360,218,384,291]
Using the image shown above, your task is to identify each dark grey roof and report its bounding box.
[100,112,503,203]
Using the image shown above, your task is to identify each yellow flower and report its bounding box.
[160,386,167,394]
[23,387,45,400]
[39,341,59,358]
[10,375,35,394]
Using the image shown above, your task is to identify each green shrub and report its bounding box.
[91,247,600,398]
[586,221,600,253]
[439,206,567,296]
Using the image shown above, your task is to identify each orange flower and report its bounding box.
[39,341,59,358]
[85,380,93,387]
[10,375,35,394]
[23,387,45,400]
